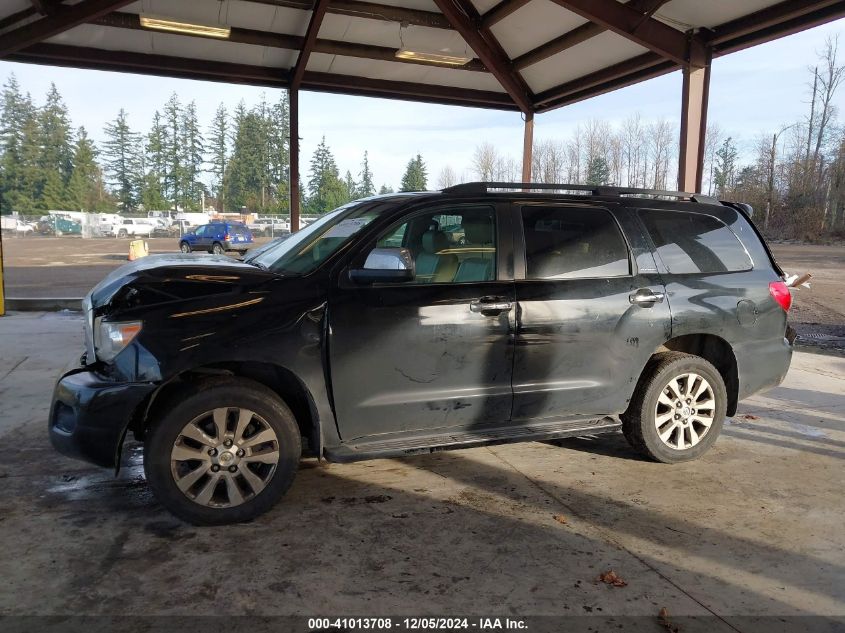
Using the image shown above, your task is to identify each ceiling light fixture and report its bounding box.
[395,49,471,66]
[139,16,231,39]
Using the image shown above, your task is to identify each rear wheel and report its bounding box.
[179,241,191,253]
[144,378,301,525]
[621,352,726,463]
[117,229,127,238]
[211,242,225,255]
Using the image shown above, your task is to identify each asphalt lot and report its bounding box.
[2,235,843,353]
[0,311,843,629]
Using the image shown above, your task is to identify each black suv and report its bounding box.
[49,183,794,525]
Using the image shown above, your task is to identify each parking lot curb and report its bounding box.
[5,297,82,311]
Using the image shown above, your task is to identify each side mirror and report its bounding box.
[349,247,415,284]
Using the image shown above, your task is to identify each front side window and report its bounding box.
[521,206,630,280]
[371,206,497,284]
[639,210,752,274]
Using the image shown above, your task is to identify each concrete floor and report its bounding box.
[0,312,843,630]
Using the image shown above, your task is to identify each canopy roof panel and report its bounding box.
[2,0,844,112]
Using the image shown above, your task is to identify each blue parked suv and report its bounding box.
[179,221,254,255]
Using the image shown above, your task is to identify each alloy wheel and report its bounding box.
[654,372,716,450]
[170,408,280,508]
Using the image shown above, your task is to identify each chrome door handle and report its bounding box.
[470,299,513,314]
[629,289,665,306]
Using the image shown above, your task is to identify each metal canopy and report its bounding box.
[1,0,843,113]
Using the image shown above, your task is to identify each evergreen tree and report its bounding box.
[208,103,228,211]
[378,184,394,194]
[267,92,290,212]
[67,127,109,211]
[181,100,204,210]
[225,110,265,211]
[15,100,42,214]
[144,111,168,209]
[306,136,346,213]
[344,170,357,202]
[163,93,183,209]
[400,153,427,191]
[585,156,610,186]
[358,150,375,197]
[0,74,28,213]
[102,108,142,211]
[38,83,74,204]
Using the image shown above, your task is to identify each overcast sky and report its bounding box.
[1,18,842,189]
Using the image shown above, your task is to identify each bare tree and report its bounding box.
[703,122,723,196]
[647,119,674,189]
[472,142,499,181]
[437,165,457,189]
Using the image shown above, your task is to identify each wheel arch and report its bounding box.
[130,361,321,459]
[653,333,739,416]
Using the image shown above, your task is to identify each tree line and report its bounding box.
[1,36,842,238]
[0,78,428,217]
[438,37,844,239]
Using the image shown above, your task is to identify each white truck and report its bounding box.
[116,218,155,238]
[1,216,34,235]
[174,211,213,228]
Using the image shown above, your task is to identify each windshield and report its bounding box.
[247,201,387,274]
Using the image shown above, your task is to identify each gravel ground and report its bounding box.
[2,235,843,353]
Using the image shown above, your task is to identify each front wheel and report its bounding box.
[621,352,726,463]
[211,242,225,255]
[117,229,127,238]
[179,242,191,253]
[144,378,301,525]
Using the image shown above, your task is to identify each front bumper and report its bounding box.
[49,366,158,468]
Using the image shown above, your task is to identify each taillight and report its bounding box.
[224,233,230,241]
[769,281,792,312]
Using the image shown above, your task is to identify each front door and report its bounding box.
[329,203,515,441]
[511,203,671,421]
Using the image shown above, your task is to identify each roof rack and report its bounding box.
[441,181,718,204]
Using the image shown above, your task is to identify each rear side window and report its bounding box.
[639,210,752,274]
[521,206,630,279]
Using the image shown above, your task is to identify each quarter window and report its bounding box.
[521,207,630,279]
[639,210,752,274]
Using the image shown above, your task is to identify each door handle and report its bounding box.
[629,289,665,306]
[470,298,513,315]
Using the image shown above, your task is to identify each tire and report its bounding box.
[621,352,726,463]
[144,377,301,525]
[179,242,191,253]
[211,242,225,255]
[117,229,127,238]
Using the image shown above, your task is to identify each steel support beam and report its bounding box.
[290,89,301,233]
[91,12,488,72]
[513,0,669,70]
[677,52,711,193]
[0,0,135,57]
[291,0,330,90]
[521,112,534,183]
[549,0,706,66]
[245,0,452,29]
[480,0,531,29]
[433,0,533,112]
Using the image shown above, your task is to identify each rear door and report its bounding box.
[511,202,671,420]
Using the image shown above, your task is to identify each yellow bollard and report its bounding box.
[128,239,149,261]
[0,230,5,316]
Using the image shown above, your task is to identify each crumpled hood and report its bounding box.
[89,253,277,312]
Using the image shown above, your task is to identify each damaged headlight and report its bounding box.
[94,318,143,362]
